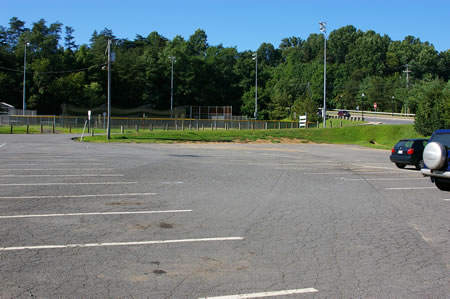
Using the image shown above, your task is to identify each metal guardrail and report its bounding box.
[330,109,415,118]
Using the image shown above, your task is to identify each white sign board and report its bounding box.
[299,114,307,128]
[88,110,91,120]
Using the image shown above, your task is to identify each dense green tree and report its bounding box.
[0,16,448,130]
[414,79,449,135]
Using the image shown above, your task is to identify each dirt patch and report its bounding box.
[178,138,314,144]
[233,138,314,144]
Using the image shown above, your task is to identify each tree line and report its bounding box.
[0,17,449,134]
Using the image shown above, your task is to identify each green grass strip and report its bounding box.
[80,124,425,150]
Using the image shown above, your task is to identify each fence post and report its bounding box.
[52,123,55,134]
[91,128,94,136]
[150,123,153,131]
[239,122,241,130]
[26,125,29,134]
[330,121,332,128]
[10,125,13,134]
[211,123,213,130]
[40,124,43,134]
[135,125,139,132]
[340,120,343,127]
[121,126,124,134]
[69,126,72,133]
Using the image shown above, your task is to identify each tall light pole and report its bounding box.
[361,93,365,121]
[252,52,258,119]
[392,96,395,116]
[23,42,30,115]
[106,39,112,139]
[319,21,327,127]
[169,56,176,114]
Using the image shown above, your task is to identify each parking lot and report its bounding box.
[0,134,449,298]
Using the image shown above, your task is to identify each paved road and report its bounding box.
[0,135,449,298]
[363,115,414,125]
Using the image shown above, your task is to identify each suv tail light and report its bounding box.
[391,148,395,153]
[407,148,414,155]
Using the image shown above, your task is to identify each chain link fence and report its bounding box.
[0,115,306,131]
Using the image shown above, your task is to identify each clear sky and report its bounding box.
[2,0,449,52]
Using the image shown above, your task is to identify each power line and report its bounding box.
[0,63,106,74]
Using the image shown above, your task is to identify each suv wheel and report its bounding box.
[435,179,450,191]
[415,159,425,170]
[395,163,406,169]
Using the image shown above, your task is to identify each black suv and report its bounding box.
[390,138,428,170]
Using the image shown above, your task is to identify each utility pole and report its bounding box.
[403,64,411,89]
[252,52,258,119]
[169,56,176,114]
[319,22,327,128]
[23,42,30,115]
[403,64,411,115]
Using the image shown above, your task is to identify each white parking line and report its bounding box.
[350,163,400,170]
[386,187,436,190]
[0,143,5,148]
[338,178,425,181]
[0,192,156,199]
[1,163,104,166]
[0,237,244,251]
[0,168,114,171]
[0,210,192,219]
[443,199,450,201]
[298,172,406,175]
[0,182,137,186]
[0,174,123,177]
[198,288,318,299]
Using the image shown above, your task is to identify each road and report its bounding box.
[0,134,448,298]
[362,115,414,125]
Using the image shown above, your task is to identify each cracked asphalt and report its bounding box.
[0,134,449,298]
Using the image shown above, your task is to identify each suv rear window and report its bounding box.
[396,140,413,147]
[430,133,450,148]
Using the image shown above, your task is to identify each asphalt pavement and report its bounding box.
[0,134,448,298]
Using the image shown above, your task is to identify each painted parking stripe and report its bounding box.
[443,199,450,201]
[296,172,407,175]
[0,143,5,148]
[0,182,137,186]
[0,237,244,251]
[0,192,156,199]
[0,174,123,177]
[198,288,318,299]
[0,168,114,171]
[386,187,436,190]
[1,163,104,166]
[338,178,425,181]
[0,210,192,219]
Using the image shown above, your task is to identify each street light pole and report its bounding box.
[361,93,365,121]
[107,39,112,140]
[319,22,327,128]
[392,96,395,116]
[22,42,29,115]
[252,52,258,119]
[169,56,176,114]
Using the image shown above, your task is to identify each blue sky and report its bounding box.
[2,0,449,52]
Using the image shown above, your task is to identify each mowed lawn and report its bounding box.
[80,124,425,150]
